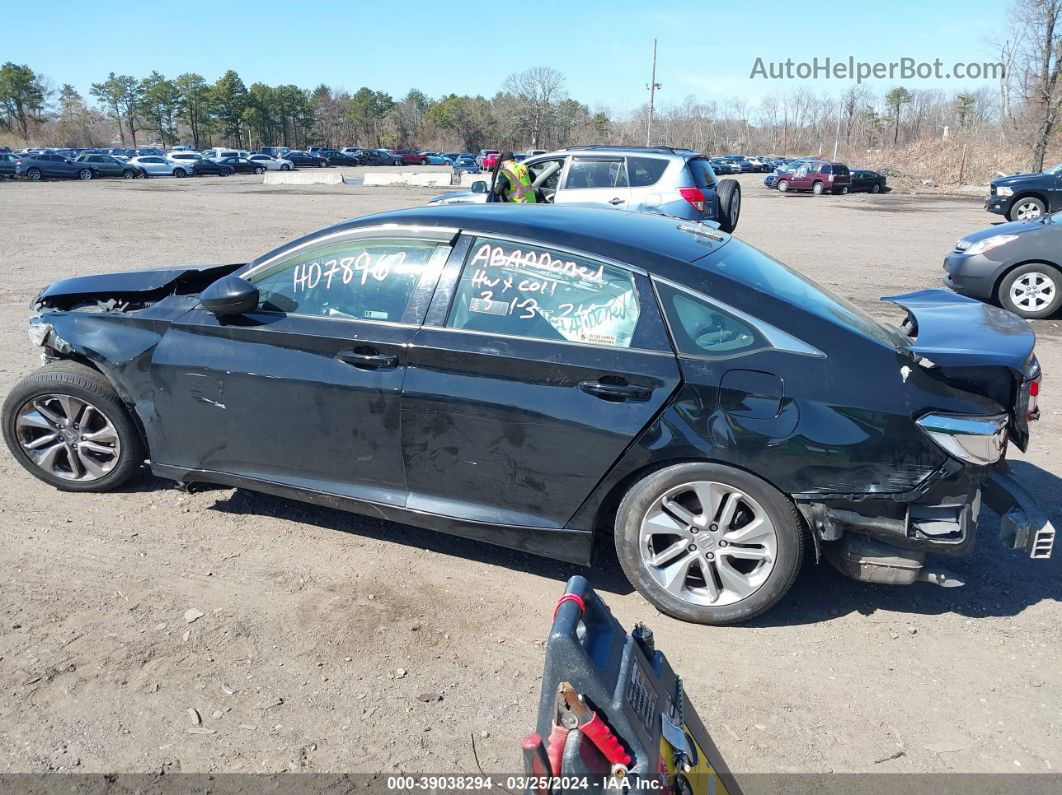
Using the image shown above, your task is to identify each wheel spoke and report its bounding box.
[716,490,740,529]
[32,441,67,471]
[24,432,59,450]
[18,410,57,432]
[648,539,691,567]
[81,425,117,443]
[56,395,85,426]
[32,402,64,428]
[723,515,774,544]
[715,558,755,598]
[79,440,116,456]
[659,552,698,596]
[660,497,697,528]
[692,481,725,519]
[724,547,770,561]
[77,447,109,477]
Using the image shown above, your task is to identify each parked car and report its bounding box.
[134,147,165,157]
[945,211,1062,318]
[200,148,248,161]
[345,148,393,166]
[74,153,143,179]
[127,155,193,177]
[0,152,18,178]
[283,151,329,168]
[985,162,1062,221]
[14,153,97,181]
[709,157,738,175]
[318,149,361,166]
[430,145,742,233]
[259,146,291,159]
[775,161,851,195]
[376,149,404,165]
[721,155,753,173]
[189,158,235,177]
[477,149,499,169]
[746,156,771,173]
[166,152,217,176]
[217,156,268,174]
[393,148,428,165]
[849,169,887,193]
[5,204,1050,624]
[451,156,480,174]
[424,154,451,165]
[248,153,293,171]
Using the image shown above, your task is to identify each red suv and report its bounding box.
[777,161,852,195]
[392,148,428,165]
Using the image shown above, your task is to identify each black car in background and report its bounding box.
[986,162,1062,221]
[849,169,887,193]
[74,153,143,179]
[217,156,267,175]
[2,205,1051,625]
[945,212,1062,318]
[348,148,391,165]
[14,153,97,181]
[318,149,361,166]
[188,158,234,177]
[283,151,329,168]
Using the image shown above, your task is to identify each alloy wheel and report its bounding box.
[1010,271,1057,313]
[1014,199,1044,220]
[638,481,778,607]
[15,394,122,482]
[78,169,92,180]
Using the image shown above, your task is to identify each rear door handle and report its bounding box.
[336,350,399,369]
[578,380,652,402]
[609,197,624,205]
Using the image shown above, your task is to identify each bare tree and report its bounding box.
[1012,0,1062,170]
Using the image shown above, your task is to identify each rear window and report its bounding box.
[833,164,849,175]
[687,158,718,189]
[627,156,668,187]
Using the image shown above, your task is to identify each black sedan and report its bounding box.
[217,156,268,175]
[283,151,329,168]
[849,169,887,193]
[2,206,1051,624]
[318,149,361,166]
[945,211,1061,318]
[14,153,98,181]
[74,153,143,179]
[189,158,235,177]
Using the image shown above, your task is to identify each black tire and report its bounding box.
[221,168,233,176]
[997,262,1062,319]
[173,168,187,178]
[420,158,428,165]
[254,166,265,174]
[27,167,42,181]
[870,183,881,194]
[1007,196,1046,222]
[777,178,788,193]
[78,168,93,181]
[812,181,824,195]
[281,164,291,171]
[318,160,325,168]
[715,179,741,233]
[614,462,804,625]
[2,361,145,493]
[122,169,135,179]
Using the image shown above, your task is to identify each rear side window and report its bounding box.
[687,159,718,189]
[447,237,641,349]
[564,158,628,189]
[246,238,450,323]
[656,281,762,357]
[626,156,668,187]
[820,164,832,174]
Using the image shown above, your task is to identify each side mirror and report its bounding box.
[470,180,488,194]
[200,275,259,316]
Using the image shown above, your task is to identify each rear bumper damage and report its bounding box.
[982,468,1056,559]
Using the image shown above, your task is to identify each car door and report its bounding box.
[553,156,632,209]
[402,234,681,529]
[149,228,455,506]
[1051,171,1062,212]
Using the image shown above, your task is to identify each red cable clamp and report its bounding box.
[553,593,585,620]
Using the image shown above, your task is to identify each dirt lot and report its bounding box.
[0,173,1059,778]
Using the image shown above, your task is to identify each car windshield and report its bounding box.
[701,243,910,348]
[1044,162,1062,174]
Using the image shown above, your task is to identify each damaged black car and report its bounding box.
[2,206,1053,624]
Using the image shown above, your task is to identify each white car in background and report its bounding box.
[201,147,249,161]
[167,151,207,171]
[248,153,293,171]
[128,155,188,177]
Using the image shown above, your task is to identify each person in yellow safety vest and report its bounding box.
[493,150,537,203]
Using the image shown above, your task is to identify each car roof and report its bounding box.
[302,205,731,269]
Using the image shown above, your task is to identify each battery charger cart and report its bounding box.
[523,576,742,795]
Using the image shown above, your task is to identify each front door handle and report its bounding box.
[578,379,652,402]
[609,197,624,205]
[336,350,399,369]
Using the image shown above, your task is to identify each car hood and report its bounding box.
[882,289,1034,373]
[960,216,1053,243]
[991,171,1051,187]
[35,264,240,304]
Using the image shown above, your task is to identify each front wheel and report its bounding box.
[318,160,325,168]
[777,179,788,192]
[254,166,265,174]
[281,164,291,171]
[998,262,1062,319]
[614,463,804,625]
[173,168,187,178]
[122,169,135,179]
[870,183,881,194]
[78,168,93,181]
[1008,196,1046,221]
[2,361,145,492]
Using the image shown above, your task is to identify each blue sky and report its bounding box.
[13,0,1008,112]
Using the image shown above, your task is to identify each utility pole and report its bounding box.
[831,102,842,161]
[646,39,661,146]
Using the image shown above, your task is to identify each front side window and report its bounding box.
[447,237,640,348]
[245,237,449,323]
[563,158,628,190]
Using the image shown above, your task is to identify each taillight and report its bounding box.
[1028,375,1041,421]
[678,187,705,212]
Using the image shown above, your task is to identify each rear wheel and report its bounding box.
[122,169,135,179]
[998,262,1062,319]
[777,179,789,192]
[318,160,325,168]
[614,463,804,625]
[2,361,145,492]
[715,179,741,233]
[281,163,291,171]
[1008,196,1046,221]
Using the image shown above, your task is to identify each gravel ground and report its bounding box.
[0,173,1059,778]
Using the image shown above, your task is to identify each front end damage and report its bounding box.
[799,289,1053,586]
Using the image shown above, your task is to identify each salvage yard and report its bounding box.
[0,173,1059,777]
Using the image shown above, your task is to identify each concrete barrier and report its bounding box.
[459,172,489,187]
[264,171,343,186]
[362,171,453,187]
